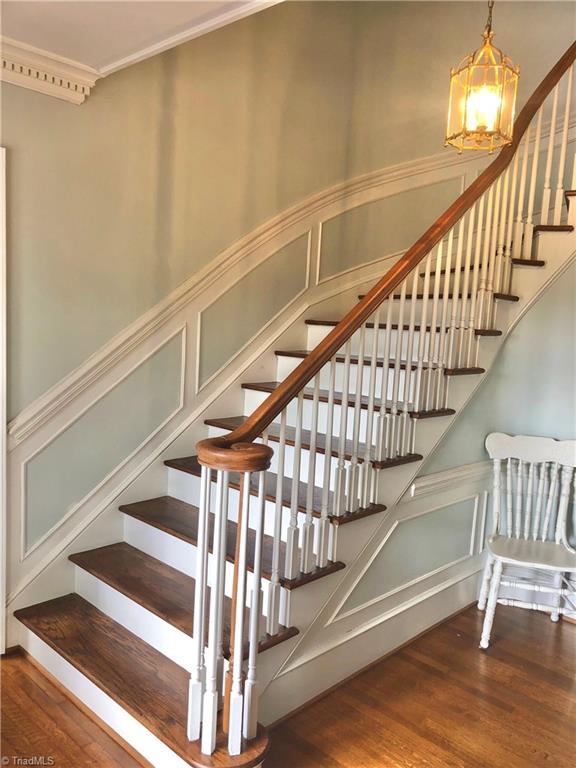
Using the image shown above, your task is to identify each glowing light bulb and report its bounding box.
[465,85,501,132]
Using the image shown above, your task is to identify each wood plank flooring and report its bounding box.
[1,649,147,767]
[266,606,576,768]
[2,606,574,767]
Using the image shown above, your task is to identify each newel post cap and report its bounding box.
[196,437,274,473]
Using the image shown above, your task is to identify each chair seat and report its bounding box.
[487,535,576,571]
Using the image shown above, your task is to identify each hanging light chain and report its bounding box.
[485,0,495,36]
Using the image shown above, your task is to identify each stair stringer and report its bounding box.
[255,231,576,724]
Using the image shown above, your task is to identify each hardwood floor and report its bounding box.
[2,607,574,767]
[266,607,576,768]
[1,650,148,767]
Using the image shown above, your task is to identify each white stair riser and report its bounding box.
[167,466,327,539]
[306,323,441,359]
[276,353,417,401]
[123,514,272,615]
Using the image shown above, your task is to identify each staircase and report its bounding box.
[13,43,576,768]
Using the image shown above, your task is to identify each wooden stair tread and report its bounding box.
[305,319,499,337]
[120,496,345,589]
[69,543,298,654]
[242,380,455,419]
[14,594,270,768]
[164,457,387,526]
[511,258,546,266]
[493,292,519,301]
[205,415,423,471]
[275,349,482,377]
[533,224,574,233]
[443,366,485,376]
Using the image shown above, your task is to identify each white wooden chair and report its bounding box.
[478,432,576,649]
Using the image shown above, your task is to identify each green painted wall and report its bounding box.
[3,2,574,417]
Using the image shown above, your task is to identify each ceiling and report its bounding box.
[1,0,280,75]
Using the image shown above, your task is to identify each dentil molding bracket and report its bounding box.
[1,37,100,105]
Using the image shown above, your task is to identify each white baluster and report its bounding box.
[553,66,573,225]
[347,325,366,511]
[391,280,409,454]
[476,184,494,330]
[466,194,485,366]
[285,392,304,580]
[522,106,544,259]
[436,228,455,408]
[318,359,336,568]
[425,243,443,412]
[301,375,320,572]
[334,340,352,516]
[458,204,476,366]
[413,252,432,413]
[447,217,465,371]
[375,298,394,461]
[493,167,510,299]
[243,472,266,741]
[266,409,286,635]
[503,145,520,294]
[401,271,418,454]
[360,309,381,507]
[187,465,210,741]
[540,84,559,225]
[228,473,251,755]
[201,470,229,756]
[512,127,532,259]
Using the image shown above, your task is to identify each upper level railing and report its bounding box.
[191,40,576,758]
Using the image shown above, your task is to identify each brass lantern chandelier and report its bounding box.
[446,0,519,152]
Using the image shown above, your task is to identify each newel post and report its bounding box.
[192,436,273,757]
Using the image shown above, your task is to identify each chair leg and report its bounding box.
[478,555,494,611]
[550,571,563,623]
[480,559,503,649]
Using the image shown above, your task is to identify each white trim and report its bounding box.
[0,37,99,105]
[195,230,312,393]
[0,148,6,653]
[329,494,481,624]
[7,149,485,448]
[410,460,492,499]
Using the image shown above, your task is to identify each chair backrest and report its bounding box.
[485,433,576,549]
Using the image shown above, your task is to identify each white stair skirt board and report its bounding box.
[20,629,192,768]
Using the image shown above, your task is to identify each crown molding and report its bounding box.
[0,1,282,104]
[1,37,100,105]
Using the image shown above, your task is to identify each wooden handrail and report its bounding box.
[197,40,576,471]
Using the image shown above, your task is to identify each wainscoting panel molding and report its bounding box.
[4,149,499,623]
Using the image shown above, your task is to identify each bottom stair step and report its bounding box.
[14,594,270,768]
[69,542,298,656]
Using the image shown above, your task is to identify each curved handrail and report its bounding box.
[197,39,576,470]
